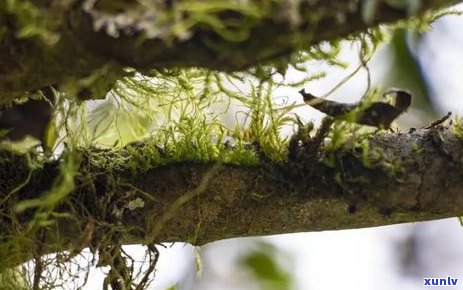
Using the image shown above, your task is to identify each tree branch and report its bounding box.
[1,126,463,268]
[0,0,461,102]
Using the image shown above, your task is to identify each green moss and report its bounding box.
[0,5,453,288]
[0,0,59,44]
[453,117,463,139]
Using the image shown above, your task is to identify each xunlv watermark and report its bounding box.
[423,277,458,286]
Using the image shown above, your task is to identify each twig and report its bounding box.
[424,112,452,129]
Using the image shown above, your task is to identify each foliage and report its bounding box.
[240,241,293,290]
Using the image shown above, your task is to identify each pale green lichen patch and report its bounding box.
[127,197,145,211]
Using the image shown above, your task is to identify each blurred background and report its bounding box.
[72,4,463,290]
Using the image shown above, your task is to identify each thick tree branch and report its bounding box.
[0,0,461,102]
[1,126,463,268]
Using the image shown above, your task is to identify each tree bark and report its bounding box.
[0,0,461,103]
[1,125,463,268]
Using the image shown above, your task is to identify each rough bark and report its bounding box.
[0,0,461,103]
[1,125,463,268]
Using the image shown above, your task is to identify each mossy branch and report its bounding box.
[1,125,463,268]
[0,0,461,102]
